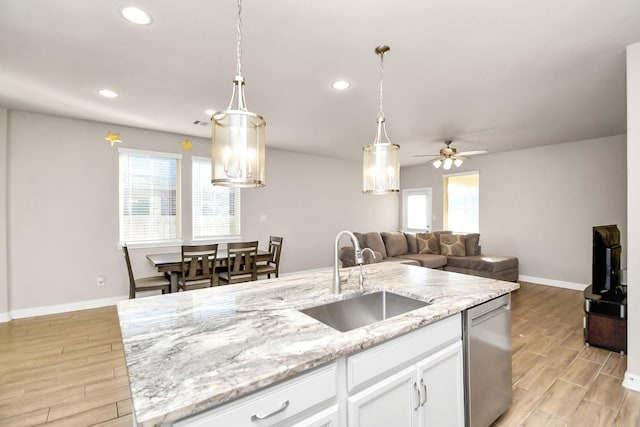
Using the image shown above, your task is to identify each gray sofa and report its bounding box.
[339,231,519,282]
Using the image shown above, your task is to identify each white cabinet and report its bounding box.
[175,363,338,427]
[289,404,340,427]
[175,313,463,427]
[346,314,463,427]
[418,341,464,427]
[347,365,418,426]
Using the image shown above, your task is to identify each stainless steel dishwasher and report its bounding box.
[463,293,512,427]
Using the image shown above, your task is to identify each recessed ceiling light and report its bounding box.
[204,109,216,116]
[98,89,119,98]
[120,7,152,25]
[332,80,350,90]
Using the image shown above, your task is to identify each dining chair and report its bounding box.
[256,236,283,279]
[123,244,170,299]
[218,241,259,285]
[179,244,219,291]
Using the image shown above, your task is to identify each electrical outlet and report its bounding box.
[97,275,105,287]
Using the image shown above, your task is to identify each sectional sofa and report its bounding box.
[339,230,519,282]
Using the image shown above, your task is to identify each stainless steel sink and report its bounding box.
[300,291,430,332]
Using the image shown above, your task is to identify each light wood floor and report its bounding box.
[495,282,640,427]
[0,282,638,426]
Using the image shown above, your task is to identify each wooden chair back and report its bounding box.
[268,236,283,269]
[181,244,219,289]
[225,241,259,282]
[123,244,170,298]
[122,244,137,299]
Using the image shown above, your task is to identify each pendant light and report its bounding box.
[211,0,266,187]
[362,45,400,194]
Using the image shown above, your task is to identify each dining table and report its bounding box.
[147,248,273,293]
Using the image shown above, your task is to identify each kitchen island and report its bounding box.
[117,262,519,426]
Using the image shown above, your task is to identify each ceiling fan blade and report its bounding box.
[411,154,440,158]
[457,150,488,156]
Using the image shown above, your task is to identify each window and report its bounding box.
[443,172,479,233]
[192,157,241,239]
[119,149,181,244]
[402,188,432,232]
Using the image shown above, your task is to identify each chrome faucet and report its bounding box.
[358,248,376,290]
[333,231,363,293]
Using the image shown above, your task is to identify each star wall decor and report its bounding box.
[104,131,122,146]
[180,139,193,151]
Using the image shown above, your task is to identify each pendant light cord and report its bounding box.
[236,0,243,77]
[378,48,387,121]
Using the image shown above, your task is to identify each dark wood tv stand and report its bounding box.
[583,285,627,354]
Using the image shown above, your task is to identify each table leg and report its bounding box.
[170,272,179,293]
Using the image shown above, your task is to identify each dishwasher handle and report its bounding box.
[470,302,510,325]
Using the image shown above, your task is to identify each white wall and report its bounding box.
[3,111,398,317]
[402,135,627,288]
[0,108,8,321]
[624,41,640,391]
[242,149,400,273]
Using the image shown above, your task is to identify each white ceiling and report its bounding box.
[1,0,640,166]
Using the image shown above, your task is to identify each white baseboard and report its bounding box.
[518,275,588,291]
[623,371,640,392]
[8,295,128,320]
[0,311,11,323]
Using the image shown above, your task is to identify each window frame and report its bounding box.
[402,187,433,232]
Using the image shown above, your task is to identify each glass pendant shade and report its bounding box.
[363,117,400,194]
[433,159,443,169]
[443,157,453,170]
[454,158,463,167]
[211,76,266,187]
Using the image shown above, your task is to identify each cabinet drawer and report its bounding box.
[347,313,461,392]
[175,363,337,427]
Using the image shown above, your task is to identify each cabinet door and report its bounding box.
[417,341,464,427]
[347,366,418,427]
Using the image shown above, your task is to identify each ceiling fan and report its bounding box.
[412,140,488,170]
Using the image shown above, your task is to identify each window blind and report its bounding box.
[119,149,181,244]
[192,157,241,239]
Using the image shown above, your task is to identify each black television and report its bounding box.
[592,225,622,296]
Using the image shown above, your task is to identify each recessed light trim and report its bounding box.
[98,89,119,98]
[120,7,152,25]
[332,80,351,90]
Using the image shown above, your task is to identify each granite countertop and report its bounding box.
[116,263,519,426]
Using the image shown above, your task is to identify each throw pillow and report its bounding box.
[382,231,409,257]
[416,233,440,254]
[363,232,387,258]
[464,233,481,256]
[404,232,418,254]
[439,234,467,256]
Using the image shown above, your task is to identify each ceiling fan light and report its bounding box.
[432,159,443,169]
[443,158,453,170]
[454,158,463,167]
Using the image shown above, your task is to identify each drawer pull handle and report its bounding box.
[420,379,427,406]
[250,400,290,421]
[413,382,421,411]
